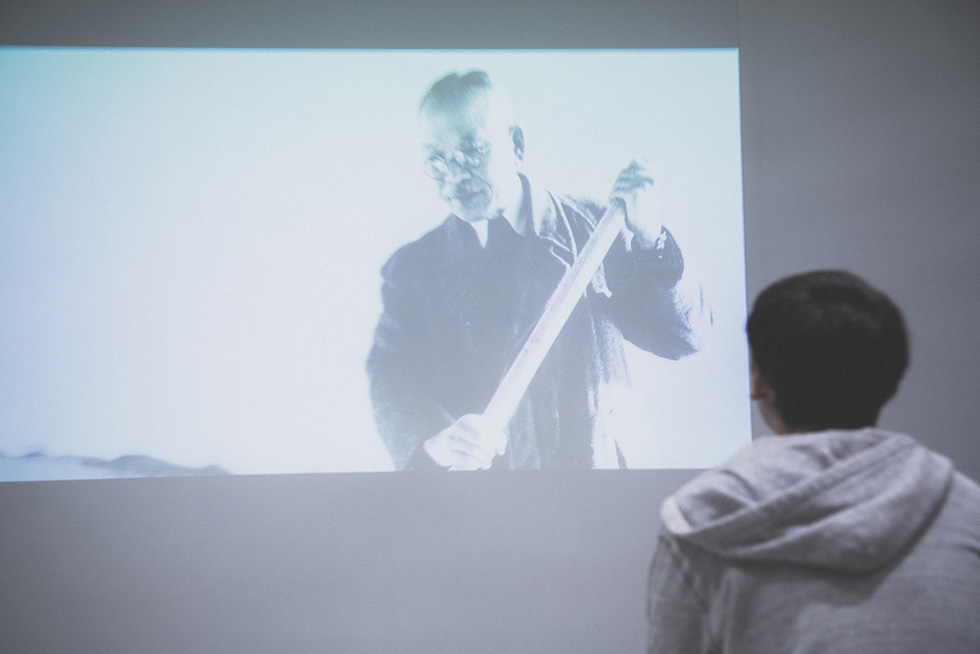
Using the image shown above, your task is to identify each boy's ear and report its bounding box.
[751,362,793,435]
[750,362,773,401]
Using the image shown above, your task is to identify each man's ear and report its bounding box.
[510,126,525,162]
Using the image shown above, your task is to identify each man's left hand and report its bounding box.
[610,159,663,249]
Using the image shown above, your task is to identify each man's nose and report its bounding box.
[443,159,473,182]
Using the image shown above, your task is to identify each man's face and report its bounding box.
[420,92,522,223]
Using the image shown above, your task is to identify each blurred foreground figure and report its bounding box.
[647,270,980,653]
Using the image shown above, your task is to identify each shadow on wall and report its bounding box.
[0,451,228,482]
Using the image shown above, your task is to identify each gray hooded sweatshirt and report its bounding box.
[647,428,980,653]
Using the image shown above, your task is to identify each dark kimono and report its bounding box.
[367,176,704,470]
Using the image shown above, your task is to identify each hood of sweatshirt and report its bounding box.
[660,429,953,573]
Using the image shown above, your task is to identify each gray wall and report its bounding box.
[739,0,980,479]
[1,0,978,652]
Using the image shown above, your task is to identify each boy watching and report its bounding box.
[647,270,980,653]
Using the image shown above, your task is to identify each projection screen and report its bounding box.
[0,47,749,480]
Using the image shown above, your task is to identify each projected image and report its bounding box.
[0,48,749,480]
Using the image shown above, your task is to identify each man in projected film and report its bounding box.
[367,70,708,470]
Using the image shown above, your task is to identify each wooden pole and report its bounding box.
[481,199,627,439]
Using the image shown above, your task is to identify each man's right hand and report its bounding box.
[422,414,508,471]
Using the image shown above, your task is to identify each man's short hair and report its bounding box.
[419,70,519,131]
[746,270,909,430]
[419,70,493,115]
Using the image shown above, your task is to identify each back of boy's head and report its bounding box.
[746,270,909,430]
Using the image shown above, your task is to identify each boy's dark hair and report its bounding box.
[746,270,909,430]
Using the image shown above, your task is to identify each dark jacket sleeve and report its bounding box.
[562,196,707,359]
[603,226,707,359]
[365,250,454,471]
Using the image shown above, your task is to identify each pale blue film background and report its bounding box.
[0,48,748,477]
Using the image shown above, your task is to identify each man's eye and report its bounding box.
[463,144,489,156]
[423,155,449,179]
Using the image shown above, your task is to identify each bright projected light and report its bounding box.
[0,47,749,480]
